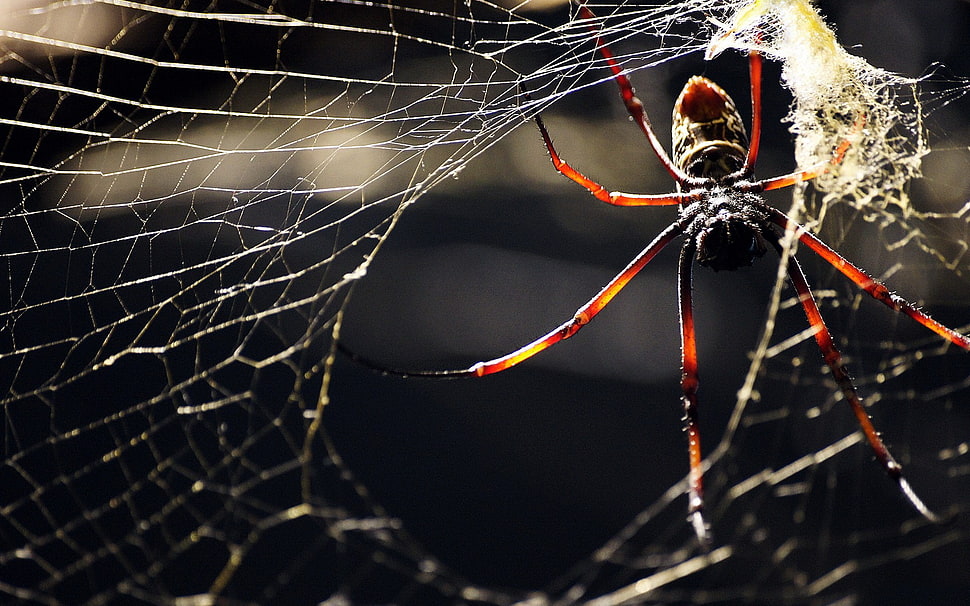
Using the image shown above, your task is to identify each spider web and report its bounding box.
[1,0,969,604]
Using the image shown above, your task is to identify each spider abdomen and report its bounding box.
[673,76,748,180]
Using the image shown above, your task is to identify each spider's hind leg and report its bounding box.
[576,4,689,184]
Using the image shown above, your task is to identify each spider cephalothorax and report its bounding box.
[684,192,770,271]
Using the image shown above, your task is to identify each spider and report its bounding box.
[342,7,970,545]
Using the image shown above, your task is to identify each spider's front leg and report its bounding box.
[340,221,687,377]
[678,237,712,546]
[765,230,941,523]
[766,207,970,351]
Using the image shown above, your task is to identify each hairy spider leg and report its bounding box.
[534,113,692,207]
[766,231,941,521]
[678,237,711,546]
[742,50,763,174]
[750,117,861,193]
[577,5,691,185]
[766,208,970,350]
[339,222,686,378]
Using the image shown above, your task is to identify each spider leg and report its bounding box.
[742,49,763,174]
[748,116,862,192]
[678,237,712,546]
[341,220,686,377]
[766,207,970,350]
[577,5,691,184]
[534,112,692,207]
[766,232,940,522]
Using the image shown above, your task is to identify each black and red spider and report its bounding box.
[342,7,970,545]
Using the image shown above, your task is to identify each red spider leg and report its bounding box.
[534,112,693,207]
[767,234,940,522]
[742,49,763,174]
[678,238,711,546]
[766,207,970,350]
[341,221,686,378]
[751,117,862,192]
[577,5,692,185]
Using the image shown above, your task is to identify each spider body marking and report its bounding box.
[340,6,970,547]
[673,76,770,272]
[673,75,749,180]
